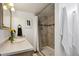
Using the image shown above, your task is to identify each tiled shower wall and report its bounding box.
[38,4,55,49]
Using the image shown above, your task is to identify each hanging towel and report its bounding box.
[72,11,79,56]
[61,7,72,55]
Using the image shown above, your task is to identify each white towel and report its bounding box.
[61,7,72,55]
[61,7,79,56]
[72,11,79,56]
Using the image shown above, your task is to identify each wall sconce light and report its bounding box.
[3,3,15,12]
[3,5,7,10]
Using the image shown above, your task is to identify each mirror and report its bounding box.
[3,6,10,28]
[2,3,15,29]
[0,3,3,29]
[0,3,10,29]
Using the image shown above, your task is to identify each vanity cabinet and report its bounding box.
[0,3,3,29]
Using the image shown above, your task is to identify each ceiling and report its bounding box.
[14,3,49,14]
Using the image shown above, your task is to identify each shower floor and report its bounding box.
[33,46,54,56]
[40,46,54,56]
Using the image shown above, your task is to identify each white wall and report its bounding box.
[55,3,78,56]
[33,16,39,51]
[3,10,38,51]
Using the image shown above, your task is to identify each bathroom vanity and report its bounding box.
[0,37,34,56]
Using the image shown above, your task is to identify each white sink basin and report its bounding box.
[14,37,26,43]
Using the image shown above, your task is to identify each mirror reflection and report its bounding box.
[3,3,15,29]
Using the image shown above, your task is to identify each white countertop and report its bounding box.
[0,37,34,56]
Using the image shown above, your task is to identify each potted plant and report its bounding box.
[9,29,16,43]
